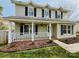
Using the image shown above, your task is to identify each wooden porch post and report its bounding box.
[49,23,52,40]
[32,22,34,41]
[8,22,12,43]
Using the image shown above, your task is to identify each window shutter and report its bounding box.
[35,24,38,35]
[20,24,23,35]
[25,7,28,16]
[61,12,63,19]
[34,8,36,17]
[55,11,57,18]
[72,25,73,34]
[49,10,51,18]
[42,9,44,17]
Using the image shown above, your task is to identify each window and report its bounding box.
[61,25,66,35]
[25,7,36,17]
[44,9,49,18]
[28,7,34,16]
[57,11,61,19]
[55,11,63,19]
[20,24,30,35]
[24,25,29,34]
[61,25,74,35]
[57,15,61,18]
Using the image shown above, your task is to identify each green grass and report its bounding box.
[0,46,79,58]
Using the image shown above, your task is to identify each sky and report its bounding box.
[0,0,79,21]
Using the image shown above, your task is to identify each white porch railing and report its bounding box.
[11,32,49,42]
[34,32,49,40]
[12,32,31,42]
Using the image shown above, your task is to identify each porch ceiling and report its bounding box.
[3,16,76,24]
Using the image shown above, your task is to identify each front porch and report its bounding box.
[7,18,76,43]
[10,22,56,42]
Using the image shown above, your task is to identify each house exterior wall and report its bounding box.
[15,4,68,19]
[51,11,55,19]
[15,23,48,33]
[37,8,42,18]
[15,23,20,32]
[75,23,79,32]
[52,24,57,37]
[38,24,48,32]
[57,24,76,39]
[15,5,25,16]
[15,23,76,39]
[63,12,70,19]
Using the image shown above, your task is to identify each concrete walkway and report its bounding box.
[53,40,79,53]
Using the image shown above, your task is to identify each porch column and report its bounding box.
[8,22,12,43]
[32,22,34,41]
[49,23,52,40]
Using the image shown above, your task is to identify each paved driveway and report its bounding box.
[54,40,79,53]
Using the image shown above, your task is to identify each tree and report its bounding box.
[0,5,9,30]
[0,5,3,15]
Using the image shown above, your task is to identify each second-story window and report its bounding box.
[28,7,34,16]
[57,11,61,19]
[44,9,49,18]
[55,11,63,19]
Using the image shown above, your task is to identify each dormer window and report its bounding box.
[44,9,49,18]
[28,7,34,16]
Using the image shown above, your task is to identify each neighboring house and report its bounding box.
[76,21,79,36]
[4,0,76,43]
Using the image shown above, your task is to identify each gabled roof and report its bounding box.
[11,0,69,12]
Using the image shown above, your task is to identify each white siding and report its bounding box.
[15,5,25,16]
[51,11,55,19]
[37,8,42,18]
[15,4,68,19]
[76,23,79,32]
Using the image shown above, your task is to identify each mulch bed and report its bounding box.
[0,39,57,52]
[59,37,79,44]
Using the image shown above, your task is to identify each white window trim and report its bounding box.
[44,9,49,18]
[57,11,61,19]
[22,24,30,34]
[61,24,74,35]
[28,7,34,17]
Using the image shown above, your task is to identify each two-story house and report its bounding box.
[4,0,76,43]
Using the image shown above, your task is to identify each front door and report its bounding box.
[24,25,29,34]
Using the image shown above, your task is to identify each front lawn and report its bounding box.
[0,46,79,58]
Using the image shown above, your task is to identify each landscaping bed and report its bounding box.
[0,39,57,52]
[59,38,79,44]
